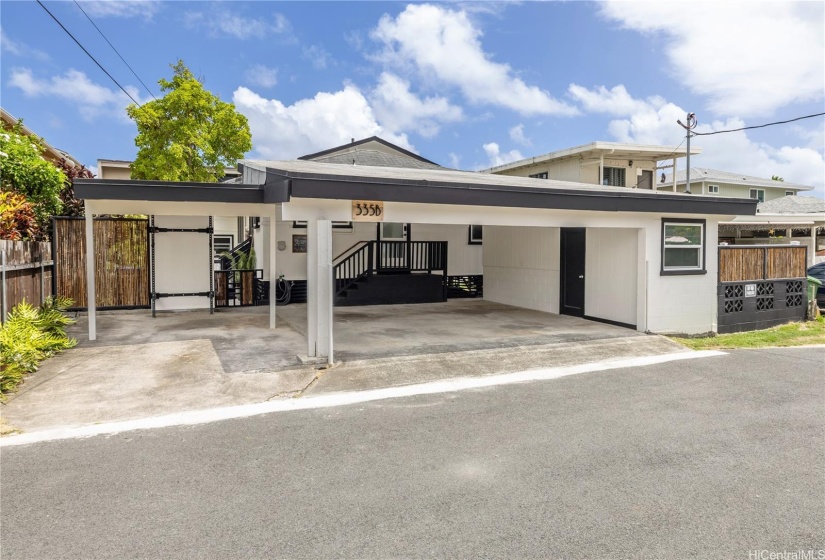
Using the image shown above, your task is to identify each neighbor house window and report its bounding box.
[468,225,483,245]
[661,219,706,275]
[707,185,719,194]
[529,171,548,179]
[749,189,765,202]
[785,190,795,197]
[602,167,626,187]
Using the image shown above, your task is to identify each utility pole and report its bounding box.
[677,112,697,194]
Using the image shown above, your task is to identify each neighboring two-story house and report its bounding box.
[662,168,813,201]
[483,141,698,190]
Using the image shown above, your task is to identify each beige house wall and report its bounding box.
[494,156,659,188]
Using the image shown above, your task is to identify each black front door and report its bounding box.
[560,228,586,317]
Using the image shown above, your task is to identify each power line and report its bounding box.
[35,0,142,107]
[692,112,825,136]
[73,0,156,100]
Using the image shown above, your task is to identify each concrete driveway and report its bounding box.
[1,301,687,434]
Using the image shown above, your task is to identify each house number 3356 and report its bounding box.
[352,201,384,222]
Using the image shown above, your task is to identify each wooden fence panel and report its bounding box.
[767,246,807,280]
[0,240,53,317]
[719,247,765,282]
[53,218,149,309]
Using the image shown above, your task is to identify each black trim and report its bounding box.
[74,178,288,204]
[297,136,439,166]
[583,315,637,330]
[279,171,755,216]
[660,217,707,276]
[75,169,757,217]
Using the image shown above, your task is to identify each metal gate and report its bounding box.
[52,217,150,310]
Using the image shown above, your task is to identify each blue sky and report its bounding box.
[1,1,823,196]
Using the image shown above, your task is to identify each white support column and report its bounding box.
[599,154,604,186]
[306,218,318,357]
[316,220,334,364]
[267,213,277,329]
[672,157,678,191]
[84,203,97,341]
[811,228,817,267]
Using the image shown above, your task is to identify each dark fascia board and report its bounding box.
[297,136,439,166]
[267,169,758,216]
[73,178,289,204]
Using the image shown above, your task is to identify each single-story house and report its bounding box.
[75,137,757,363]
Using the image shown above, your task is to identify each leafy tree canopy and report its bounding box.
[0,121,65,227]
[127,60,252,182]
[771,175,784,182]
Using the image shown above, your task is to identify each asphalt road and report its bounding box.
[2,347,823,559]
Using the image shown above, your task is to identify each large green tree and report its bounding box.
[0,121,65,236]
[127,61,252,182]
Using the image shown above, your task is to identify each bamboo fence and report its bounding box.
[719,245,807,283]
[53,218,150,309]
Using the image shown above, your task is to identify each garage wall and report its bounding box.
[153,215,212,311]
[585,228,638,326]
[483,226,560,313]
[644,218,720,335]
[409,224,482,275]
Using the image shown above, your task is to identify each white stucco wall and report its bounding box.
[153,215,212,311]
[585,228,638,326]
[483,226,560,313]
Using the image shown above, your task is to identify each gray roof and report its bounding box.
[757,195,825,215]
[666,167,813,191]
[308,149,443,170]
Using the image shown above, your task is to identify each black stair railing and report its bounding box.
[219,236,253,270]
[333,240,448,297]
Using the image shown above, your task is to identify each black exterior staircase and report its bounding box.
[333,240,448,306]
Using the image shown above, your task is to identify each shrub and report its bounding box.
[0,297,76,395]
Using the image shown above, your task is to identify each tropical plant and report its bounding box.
[54,157,95,217]
[0,297,76,395]
[771,175,784,182]
[0,121,65,231]
[0,191,40,240]
[220,247,256,283]
[126,60,252,182]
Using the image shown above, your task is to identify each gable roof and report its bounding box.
[667,167,814,191]
[298,136,441,167]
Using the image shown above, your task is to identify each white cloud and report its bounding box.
[569,83,825,197]
[77,0,160,19]
[302,45,332,70]
[448,152,461,169]
[600,1,825,116]
[371,4,577,116]
[369,72,463,138]
[509,124,530,146]
[232,85,414,160]
[1,27,49,60]
[8,68,146,122]
[184,10,291,40]
[482,142,524,168]
[244,64,278,89]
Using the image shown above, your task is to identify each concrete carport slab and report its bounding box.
[0,301,690,434]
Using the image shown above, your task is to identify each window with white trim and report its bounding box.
[749,188,765,202]
[707,184,719,194]
[602,167,626,187]
[662,220,705,274]
[529,171,548,179]
[213,234,234,266]
[785,190,795,197]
